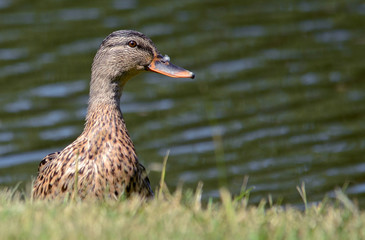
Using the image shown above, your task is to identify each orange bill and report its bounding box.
[147,55,195,79]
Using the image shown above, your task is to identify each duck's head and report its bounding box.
[91,30,194,87]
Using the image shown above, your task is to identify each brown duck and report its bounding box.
[32,30,194,200]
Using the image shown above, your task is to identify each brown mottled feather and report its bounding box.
[32,106,153,200]
[37,152,60,173]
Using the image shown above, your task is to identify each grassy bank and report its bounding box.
[0,185,364,240]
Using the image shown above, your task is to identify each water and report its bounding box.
[1,0,365,206]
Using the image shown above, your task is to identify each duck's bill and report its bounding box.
[147,55,195,79]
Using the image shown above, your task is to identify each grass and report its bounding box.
[0,183,363,240]
[1,154,364,239]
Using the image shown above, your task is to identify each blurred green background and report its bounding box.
[0,0,365,206]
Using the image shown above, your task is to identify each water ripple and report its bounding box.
[0,62,32,78]
[40,126,79,141]
[4,99,32,113]
[315,30,352,43]
[31,80,86,98]
[17,110,69,128]
[57,8,100,21]
[209,58,260,75]
[0,48,28,60]
[58,38,103,56]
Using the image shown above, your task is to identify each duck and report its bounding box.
[32,30,194,200]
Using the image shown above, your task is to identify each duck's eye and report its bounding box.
[128,40,137,48]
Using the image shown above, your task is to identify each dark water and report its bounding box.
[1,0,365,206]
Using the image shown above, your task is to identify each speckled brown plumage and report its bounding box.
[32,30,194,200]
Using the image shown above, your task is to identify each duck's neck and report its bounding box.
[85,71,127,128]
[83,73,138,161]
[88,73,122,108]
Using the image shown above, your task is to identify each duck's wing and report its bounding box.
[37,151,60,174]
[138,163,154,198]
[33,151,61,199]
